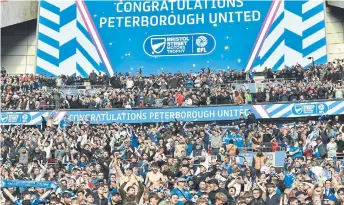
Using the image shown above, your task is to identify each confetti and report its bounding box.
[213,24,217,27]
[237,59,241,63]
[224,46,229,50]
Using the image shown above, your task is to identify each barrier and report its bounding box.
[238,151,287,167]
[1,100,343,125]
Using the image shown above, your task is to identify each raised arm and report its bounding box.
[257,181,267,200]
[303,181,315,195]
[220,127,229,138]
[113,155,124,179]
[2,188,16,202]
[40,189,52,200]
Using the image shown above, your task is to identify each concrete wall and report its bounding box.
[1,20,37,75]
[1,0,38,28]
[328,1,344,9]
[325,4,344,62]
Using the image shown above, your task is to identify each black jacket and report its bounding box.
[315,143,327,157]
[247,113,257,124]
[193,169,216,185]
[93,194,108,205]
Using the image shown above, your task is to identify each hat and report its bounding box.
[295,191,306,197]
[176,178,187,182]
[111,191,120,196]
[208,179,219,185]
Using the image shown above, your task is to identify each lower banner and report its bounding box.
[1,100,344,125]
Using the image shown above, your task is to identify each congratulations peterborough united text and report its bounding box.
[99,0,261,28]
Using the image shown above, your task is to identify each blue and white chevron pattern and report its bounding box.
[36,0,106,77]
[252,0,327,71]
[263,100,344,118]
[37,0,327,75]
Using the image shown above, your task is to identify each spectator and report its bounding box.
[1,60,344,205]
[89,70,98,85]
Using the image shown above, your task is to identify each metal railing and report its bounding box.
[1,98,343,112]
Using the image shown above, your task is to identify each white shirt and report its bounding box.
[126,80,134,89]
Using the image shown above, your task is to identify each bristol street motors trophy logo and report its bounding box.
[150,38,166,55]
[143,33,216,57]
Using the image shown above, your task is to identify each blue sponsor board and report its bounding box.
[0,106,253,125]
[292,103,328,116]
[1,113,31,124]
[67,106,252,124]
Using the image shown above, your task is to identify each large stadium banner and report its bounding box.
[2,100,343,125]
[36,0,327,77]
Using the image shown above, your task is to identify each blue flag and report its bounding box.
[0,180,56,189]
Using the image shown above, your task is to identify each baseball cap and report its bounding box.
[177,178,187,182]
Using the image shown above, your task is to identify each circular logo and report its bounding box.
[318,104,325,111]
[22,114,29,122]
[196,36,208,48]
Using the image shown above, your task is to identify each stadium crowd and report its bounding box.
[1,60,344,110]
[1,60,344,205]
[1,113,344,205]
